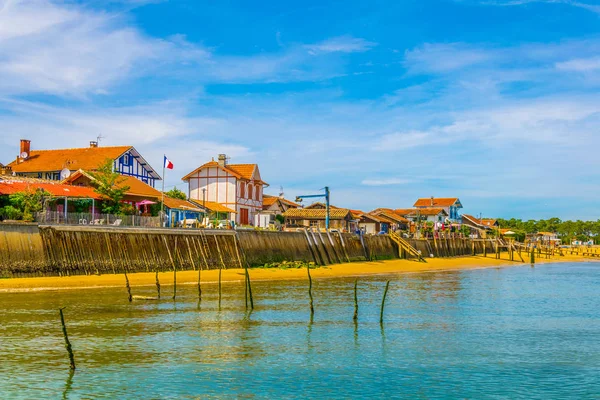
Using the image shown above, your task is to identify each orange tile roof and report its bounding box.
[407,208,447,216]
[8,146,131,173]
[393,208,416,217]
[283,208,352,220]
[414,197,460,207]
[481,219,497,227]
[199,201,236,214]
[163,197,203,212]
[64,170,162,200]
[376,211,409,224]
[0,180,100,199]
[226,164,256,180]
[263,195,300,208]
[263,196,279,207]
[182,161,268,185]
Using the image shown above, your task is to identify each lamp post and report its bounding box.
[202,188,206,224]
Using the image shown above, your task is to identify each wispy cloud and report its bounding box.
[471,0,600,14]
[361,178,412,186]
[305,35,376,54]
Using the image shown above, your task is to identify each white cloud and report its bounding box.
[556,57,600,71]
[305,36,376,54]
[0,0,184,96]
[471,0,600,14]
[361,178,412,186]
[404,43,494,74]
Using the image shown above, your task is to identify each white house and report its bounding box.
[182,154,268,225]
[413,197,463,221]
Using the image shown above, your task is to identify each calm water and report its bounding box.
[1,262,599,399]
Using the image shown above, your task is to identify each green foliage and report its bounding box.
[258,261,317,269]
[497,217,600,244]
[0,205,23,220]
[7,189,45,221]
[165,187,187,200]
[119,203,137,216]
[275,214,285,224]
[89,159,130,214]
[460,224,471,236]
[71,199,92,213]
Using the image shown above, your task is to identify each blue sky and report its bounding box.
[1,0,600,219]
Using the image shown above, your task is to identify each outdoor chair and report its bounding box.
[112,219,122,226]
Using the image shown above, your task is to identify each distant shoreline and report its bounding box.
[0,253,592,293]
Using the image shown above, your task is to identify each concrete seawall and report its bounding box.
[0,223,495,278]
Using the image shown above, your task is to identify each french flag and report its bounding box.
[164,156,174,170]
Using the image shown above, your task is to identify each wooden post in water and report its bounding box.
[246,266,254,310]
[380,281,390,324]
[218,268,222,308]
[124,271,132,302]
[59,308,76,370]
[353,279,358,321]
[307,264,314,317]
[197,262,202,302]
[530,246,535,265]
[155,270,161,299]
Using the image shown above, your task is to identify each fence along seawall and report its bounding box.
[1,223,484,278]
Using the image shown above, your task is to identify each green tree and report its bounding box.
[166,187,187,200]
[8,189,45,221]
[89,159,130,214]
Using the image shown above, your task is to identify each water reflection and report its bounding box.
[1,263,600,399]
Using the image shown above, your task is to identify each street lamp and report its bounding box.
[202,188,206,224]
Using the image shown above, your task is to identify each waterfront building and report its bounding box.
[413,197,463,221]
[283,207,356,232]
[182,154,268,226]
[255,194,300,228]
[6,139,161,187]
[406,208,448,223]
[368,209,410,232]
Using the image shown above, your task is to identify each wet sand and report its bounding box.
[0,252,591,293]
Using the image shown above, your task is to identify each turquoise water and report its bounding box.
[1,262,599,399]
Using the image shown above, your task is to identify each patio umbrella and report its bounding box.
[137,200,157,206]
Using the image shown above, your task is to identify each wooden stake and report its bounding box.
[218,267,222,308]
[380,281,390,324]
[307,264,314,317]
[59,308,75,370]
[353,279,358,321]
[124,271,132,303]
[246,267,254,310]
[155,270,161,299]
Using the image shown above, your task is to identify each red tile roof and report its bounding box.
[8,146,131,173]
[0,180,100,199]
[182,161,268,185]
[414,197,460,207]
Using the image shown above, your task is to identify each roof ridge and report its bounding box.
[29,145,131,152]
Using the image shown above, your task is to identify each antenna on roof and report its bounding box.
[96,135,104,146]
[279,185,284,198]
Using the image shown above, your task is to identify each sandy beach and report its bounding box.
[0,252,592,293]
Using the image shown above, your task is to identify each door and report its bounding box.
[240,208,249,225]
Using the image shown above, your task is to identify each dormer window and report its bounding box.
[123,154,130,165]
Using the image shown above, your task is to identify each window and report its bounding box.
[255,185,259,200]
[123,154,130,166]
[310,220,319,227]
[240,183,245,198]
[248,184,253,200]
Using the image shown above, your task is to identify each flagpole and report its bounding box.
[161,155,165,227]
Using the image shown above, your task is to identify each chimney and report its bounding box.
[218,154,227,167]
[430,196,434,207]
[90,141,98,148]
[19,139,31,162]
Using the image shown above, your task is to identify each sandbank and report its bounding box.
[0,252,593,293]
